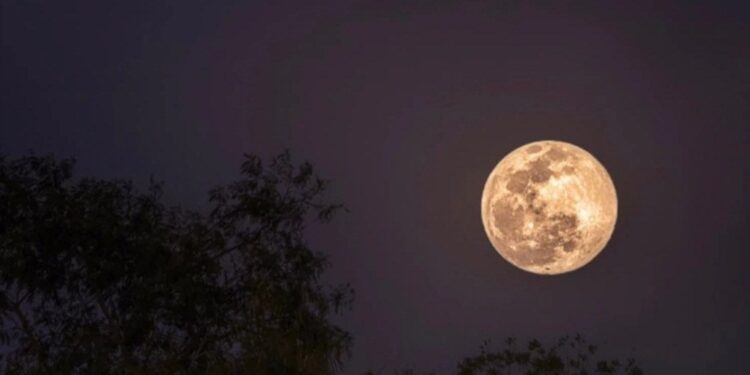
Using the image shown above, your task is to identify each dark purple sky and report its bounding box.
[2,1,749,373]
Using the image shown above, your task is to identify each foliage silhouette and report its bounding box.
[457,335,642,375]
[364,335,641,375]
[0,152,353,374]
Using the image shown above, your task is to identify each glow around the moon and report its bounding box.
[481,140,617,275]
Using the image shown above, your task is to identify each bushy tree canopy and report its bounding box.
[0,152,352,374]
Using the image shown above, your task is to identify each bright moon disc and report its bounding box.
[481,140,617,275]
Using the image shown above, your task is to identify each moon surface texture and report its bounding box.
[481,140,617,275]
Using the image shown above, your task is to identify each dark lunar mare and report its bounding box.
[492,146,581,269]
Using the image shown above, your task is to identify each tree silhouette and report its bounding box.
[364,335,641,375]
[457,335,642,375]
[0,152,353,374]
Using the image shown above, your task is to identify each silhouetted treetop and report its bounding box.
[0,151,352,374]
[458,335,642,375]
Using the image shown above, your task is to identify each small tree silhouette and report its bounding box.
[365,335,641,375]
[458,335,642,375]
[0,152,352,374]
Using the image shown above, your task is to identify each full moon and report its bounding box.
[481,140,617,275]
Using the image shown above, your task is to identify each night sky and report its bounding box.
[2,1,749,373]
